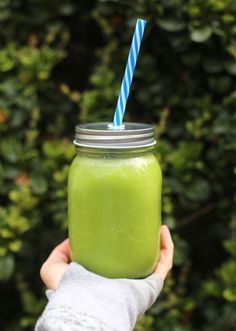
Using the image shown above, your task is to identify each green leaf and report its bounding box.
[173,234,189,266]
[224,60,236,75]
[0,254,14,281]
[190,26,213,42]
[185,178,210,202]
[0,138,22,163]
[223,241,236,257]
[158,19,186,32]
[9,240,22,252]
[0,9,11,21]
[0,246,7,256]
[203,58,224,73]
[59,3,76,16]
[30,176,48,194]
[223,288,236,302]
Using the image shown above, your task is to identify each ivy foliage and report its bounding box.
[0,0,235,330]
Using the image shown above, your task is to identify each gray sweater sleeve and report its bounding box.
[35,263,163,331]
[36,308,112,331]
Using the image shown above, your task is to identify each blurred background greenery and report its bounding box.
[0,0,236,330]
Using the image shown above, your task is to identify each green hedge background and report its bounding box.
[0,0,236,330]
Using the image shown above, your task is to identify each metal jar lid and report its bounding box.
[74,122,156,149]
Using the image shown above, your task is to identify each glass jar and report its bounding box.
[68,122,162,278]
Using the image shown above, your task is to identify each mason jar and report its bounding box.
[68,122,162,278]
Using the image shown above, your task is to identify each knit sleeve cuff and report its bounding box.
[35,307,115,331]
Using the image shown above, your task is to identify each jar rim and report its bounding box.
[74,122,156,149]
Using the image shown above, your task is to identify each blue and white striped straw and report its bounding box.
[111,18,147,128]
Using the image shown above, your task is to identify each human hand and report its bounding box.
[40,225,174,289]
[38,226,174,331]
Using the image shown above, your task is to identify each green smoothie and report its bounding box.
[68,150,162,278]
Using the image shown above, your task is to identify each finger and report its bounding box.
[160,225,174,252]
[46,239,71,265]
[41,263,69,290]
[160,225,174,267]
[154,225,174,280]
[40,239,70,290]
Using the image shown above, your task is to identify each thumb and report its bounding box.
[40,239,70,290]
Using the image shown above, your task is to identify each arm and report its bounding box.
[36,225,174,331]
